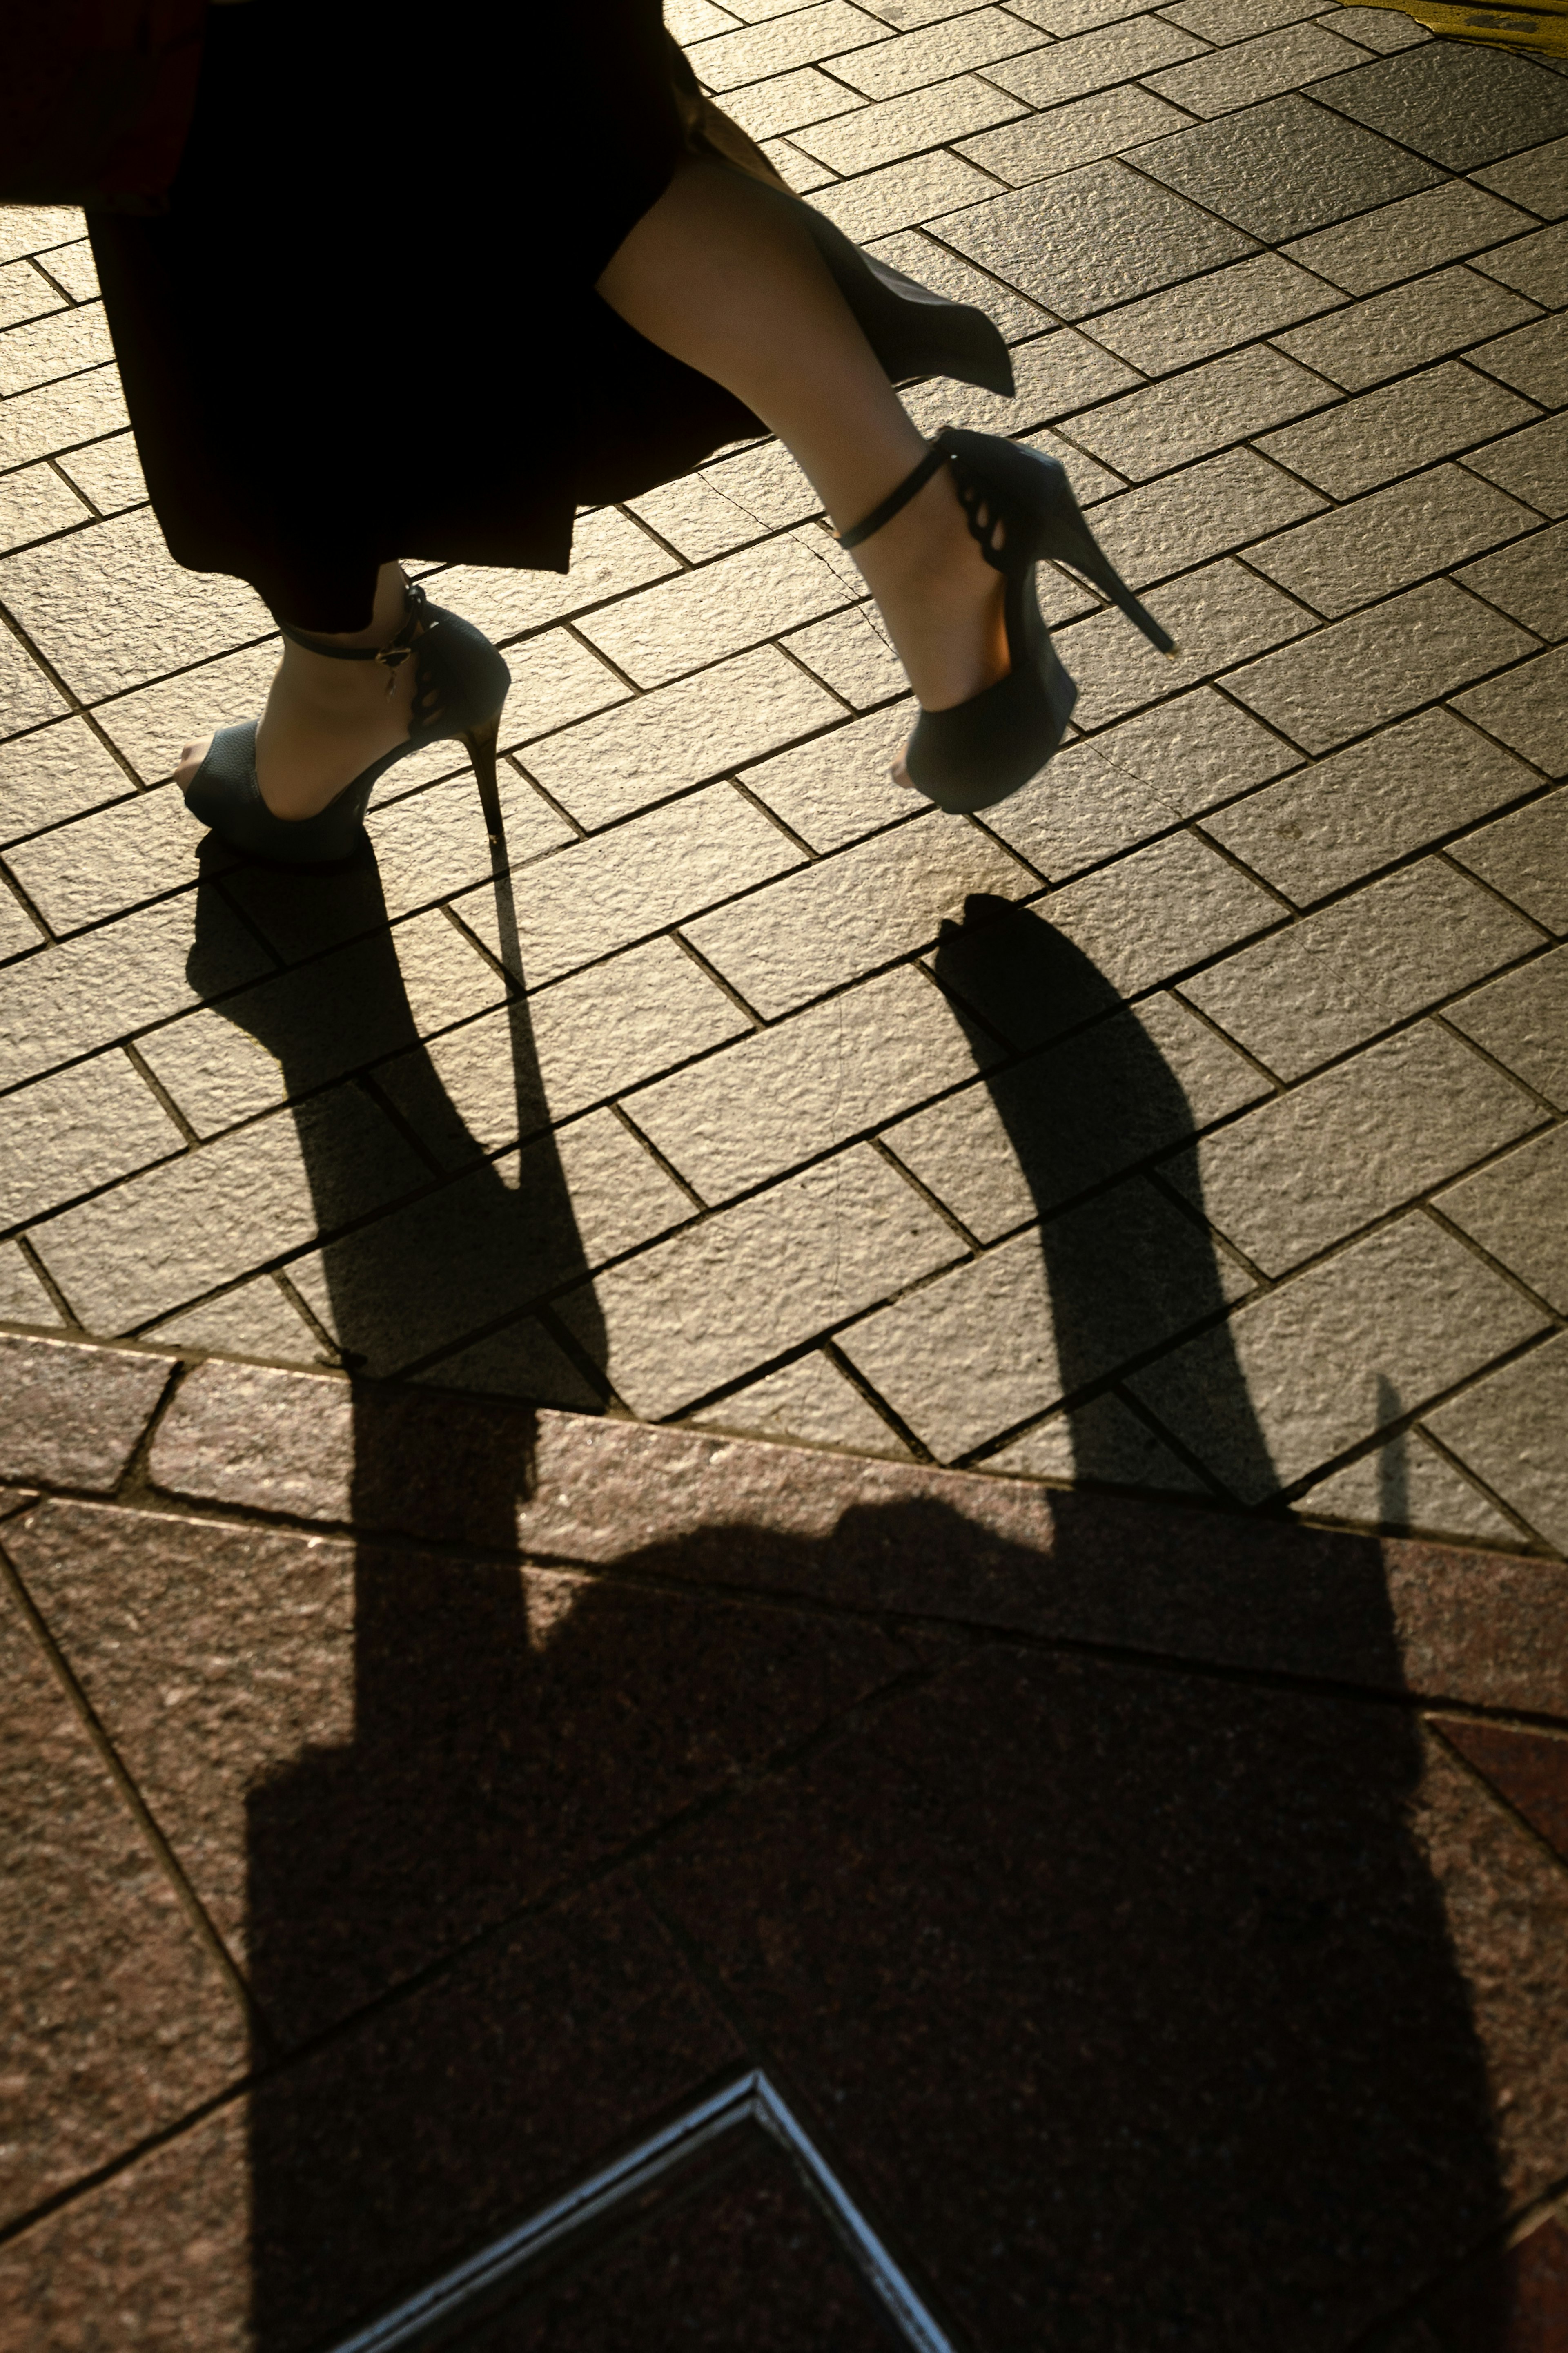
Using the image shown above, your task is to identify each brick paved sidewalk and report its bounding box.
[2,1329,1568,2347]
[1,11,1566,1559]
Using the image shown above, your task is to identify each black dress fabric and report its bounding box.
[89,0,1005,629]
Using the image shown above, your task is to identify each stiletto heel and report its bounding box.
[839,426,1177,816]
[182,577,511,867]
[461,711,505,843]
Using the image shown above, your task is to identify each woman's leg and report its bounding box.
[174,562,415,813]
[595,158,1007,718]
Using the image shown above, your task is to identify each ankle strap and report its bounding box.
[278,578,431,675]
[836,432,956,551]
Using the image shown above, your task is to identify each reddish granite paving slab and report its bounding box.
[8,1497,913,2047]
[1433,1717,1568,1867]
[653,1644,1568,2352]
[457,2138,900,2350]
[0,1576,247,2232]
[0,1331,172,1490]
[0,1889,742,2353]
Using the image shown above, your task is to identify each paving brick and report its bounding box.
[0,508,272,704]
[689,1350,911,1455]
[135,907,506,1137]
[1005,0,1155,28]
[790,72,1026,171]
[1015,426,1127,509]
[1133,92,1441,242]
[0,1330,172,1488]
[1446,944,1568,1109]
[0,1051,183,1229]
[810,148,998,239]
[1054,555,1316,727]
[0,208,85,266]
[1315,45,1568,174]
[1438,1123,1568,1314]
[1205,705,1541,902]
[1424,1329,1568,1554]
[688,1,891,88]
[1322,5,1428,52]
[4,781,209,935]
[1454,645,1568,779]
[30,1085,428,1334]
[1144,21,1368,118]
[1091,444,1326,588]
[740,701,915,850]
[758,134,839,192]
[1272,265,1539,395]
[827,7,1046,96]
[0,364,128,471]
[1038,826,1283,996]
[376,937,748,1165]
[1165,0,1321,33]
[53,430,147,518]
[0,1575,247,2228]
[865,228,1051,337]
[1474,219,1568,309]
[0,302,113,398]
[1471,132,1568,219]
[481,627,628,748]
[667,0,737,33]
[1247,465,1538,620]
[884,990,1267,1240]
[626,472,770,562]
[1282,179,1536,294]
[984,1391,1212,1492]
[980,734,1183,878]
[988,16,1207,108]
[682,812,1031,1015]
[1451,787,1568,933]
[628,964,986,1201]
[0,892,268,1094]
[521,643,841,827]
[719,65,865,141]
[935,159,1256,319]
[1258,359,1540,499]
[702,438,822,532]
[1169,1019,1541,1274]
[291,1109,691,1378]
[575,529,851,689]
[0,1243,59,1325]
[429,508,677,643]
[783,604,907,711]
[1462,410,1568,521]
[839,1174,1251,1459]
[1182,856,1541,1079]
[90,639,282,783]
[1469,312,1568,410]
[1296,1425,1521,1543]
[0,459,89,554]
[456,783,801,990]
[558,1143,960,1418]
[1066,346,1332,481]
[29,238,98,302]
[416,1316,602,1411]
[0,258,64,331]
[1226,578,1537,753]
[1087,254,1342,377]
[906,326,1143,441]
[145,1276,322,1365]
[0,629,67,740]
[1073,683,1298,815]
[0,880,45,961]
[1458,520,1568,647]
[954,84,1190,184]
[1132,1211,1547,1499]
[359,768,572,929]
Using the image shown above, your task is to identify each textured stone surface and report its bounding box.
[0,1052,183,1229]
[1134,91,1441,241]
[1255,361,1539,499]
[1451,785,1568,931]
[1426,1332,1568,1553]
[1438,1124,1568,1314]
[0,1332,171,1488]
[0,1579,247,2230]
[1183,857,1541,1079]
[689,1349,911,1455]
[1282,177,1535,294]
[1446,943,1568,1108]
[1245,463,1538,617]
[1455,644,1568,778]
[0,714,137,847]
[1298,1428,1520,1546]
[1458,518,1568,642]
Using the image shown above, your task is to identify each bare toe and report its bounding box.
[890,748,916,791]
[174,735,213,792]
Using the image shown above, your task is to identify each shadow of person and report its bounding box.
[929,892,1278,1501]
[212,879,1508,2351]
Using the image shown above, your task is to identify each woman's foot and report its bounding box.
[173,564,418,819]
